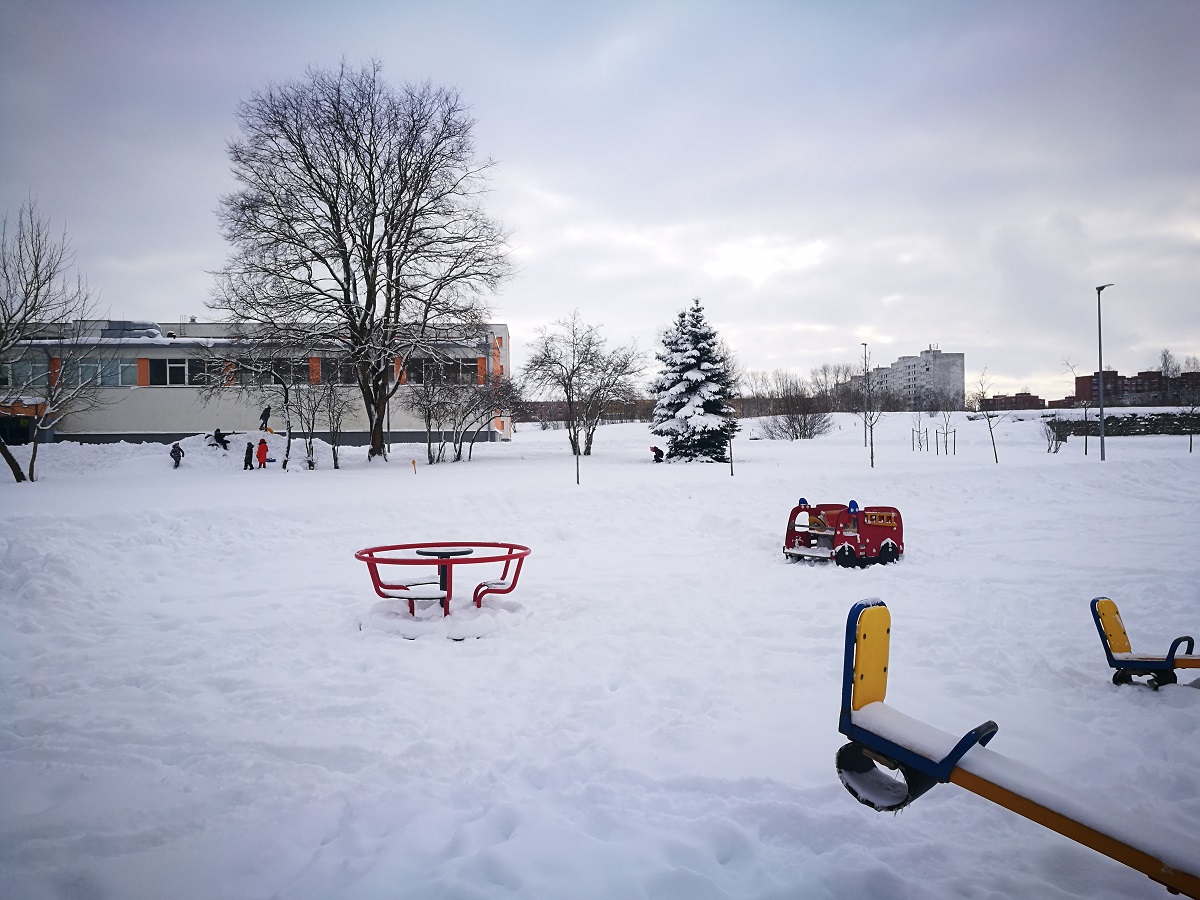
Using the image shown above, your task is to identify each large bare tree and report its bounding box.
[212,60,510,459]
[1,199,106,482]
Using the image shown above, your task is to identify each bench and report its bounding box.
[835,599,1200,899]
[1090,596,1198,689]
[471,550,529,609]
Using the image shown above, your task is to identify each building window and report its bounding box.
[405,357,480,384]
[99,358,138,386]
[147,357,221,386]
[320,357,358,385]
[7,358,50,388]
[270,359,309,385]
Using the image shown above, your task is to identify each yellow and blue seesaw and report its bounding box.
[835,599,1200,899]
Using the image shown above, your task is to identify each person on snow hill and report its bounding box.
[170,442,185,469]
[651,446,664,463]
[256,438,269,469]
[259,405,271,431]
[243,441,255,471]
[211,427,230,450]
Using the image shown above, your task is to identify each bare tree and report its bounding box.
[1,199,107,482]
[936,408,956,455]
[444,374,522,461]
[522,312,643,456]
[737,370,773,419]
[751,370,834,440]
[1042,415,1066,454]
[321,383,357,468]
[212,60,510,461]
[292,383,324,469]
[1159,348,1181,379]
[401,366,459,464]
[17,325,127,481]
[1063,357,1094,455]
[855,347,885,468]
[973,370,1008,464]
[810,362,856,411]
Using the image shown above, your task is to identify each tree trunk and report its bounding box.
[366,376,388,460]
[281,409,294,470]
[26,436,41,482]
[0,438,27,483]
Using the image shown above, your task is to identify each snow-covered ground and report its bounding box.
[2,411,1197,900]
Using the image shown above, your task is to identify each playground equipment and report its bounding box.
[783,499,903,567]
[1091,597,1199,689]
[835,599,1199,898]
[355,541,531,617]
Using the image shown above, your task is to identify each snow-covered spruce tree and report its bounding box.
[650,298,739,461]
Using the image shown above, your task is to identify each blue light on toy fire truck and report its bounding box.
[798,497,808,506]
[848,500,860,513]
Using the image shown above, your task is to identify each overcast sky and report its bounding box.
[3,0,1198,398]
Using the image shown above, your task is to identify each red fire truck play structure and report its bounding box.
[783,499,904,567]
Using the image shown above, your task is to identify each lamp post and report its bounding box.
[1096,284,1113,461]
[861,342,869,447]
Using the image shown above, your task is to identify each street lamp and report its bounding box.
[1096,284,1113,461]
[861,342,869,447]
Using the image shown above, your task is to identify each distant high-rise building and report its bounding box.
[850,347,965,409]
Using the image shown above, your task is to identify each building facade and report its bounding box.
[1072,370,1200,407]
[850,347,965,409]
[980,392,1045,411]
[0,319,512,445]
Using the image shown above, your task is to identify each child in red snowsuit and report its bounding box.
[256,438,269,469]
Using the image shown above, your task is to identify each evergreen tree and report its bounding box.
[650,298,739,461]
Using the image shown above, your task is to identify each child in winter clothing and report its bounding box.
[259,406,271,431]
[243,442,255,471]
[256,438,269,469]
[170,443,185,468]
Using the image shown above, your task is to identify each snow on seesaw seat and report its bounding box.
[1,412,1197,900]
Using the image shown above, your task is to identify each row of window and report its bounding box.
[0,357,140,388]
[403,359,482,385]
[1,356,484,389]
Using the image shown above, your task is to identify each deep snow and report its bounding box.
[2,412,1197,899]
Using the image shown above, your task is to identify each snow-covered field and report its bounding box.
[2,412,1197,900]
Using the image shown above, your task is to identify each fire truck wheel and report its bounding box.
[878,543,899,565]
[835,546,857,568]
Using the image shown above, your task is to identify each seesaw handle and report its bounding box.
[1166,635,1195,667]
[939,720,999,776]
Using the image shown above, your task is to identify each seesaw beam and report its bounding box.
[837,599,1200,900]
[949,768,1200,898]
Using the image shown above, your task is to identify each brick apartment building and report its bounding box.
[1072,370,1200,406]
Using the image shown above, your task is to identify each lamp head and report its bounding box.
[1096,283,1114,293]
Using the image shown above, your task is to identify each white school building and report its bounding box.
[0,319,512,445]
